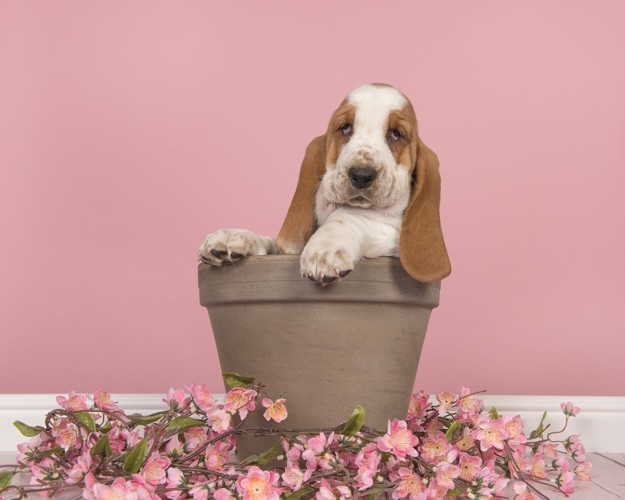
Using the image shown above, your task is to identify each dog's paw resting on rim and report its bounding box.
[299,244,354,285]
[198,229,277,266]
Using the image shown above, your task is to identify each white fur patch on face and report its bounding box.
[317,84,412,220]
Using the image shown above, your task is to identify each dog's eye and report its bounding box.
[388,129,402,141]
[339,123,353,136]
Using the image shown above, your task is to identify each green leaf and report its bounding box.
[254,442,282,467]
[530,411,548,439]
[488,406,499,420]
[222,372,255,388]
[284,487,315,499]
[129,413,164,426]
[13,420,45,437]
[445,421,462,441]
[341,404,366,437]
[446,488,463,498]
[366,493,377,500]
[75,412,97,433]
[0,471,14,489]
[167,416,207,434]
[92,434,113,457]
[123,439,148,474]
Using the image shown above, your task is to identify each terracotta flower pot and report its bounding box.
[198,255,440,457]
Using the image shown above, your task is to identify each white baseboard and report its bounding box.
[1,394,623,453]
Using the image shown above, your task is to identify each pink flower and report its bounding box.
[164,468,188,500]
[436,391,455,415]
[56,391,89,411]
[435,462,461,491]
[457,387,483,420]
[208,408,232,433]
[302,432,335,469]
[513,481,535,500]
[418,433,456,465]
[555,467,575,495]
[561,402,580,417]
[67,451,92,484]
[315,478,336,500]
[50,417,81,451]
[236,465,282,500]
[224,387,258,419]
[138,452,171,486]
[377,419,419,459]
[213,489,236,500]
[262,397,288,423]
[392,467,427,500]
[354,444,381,490]
[473,415,508,452]
[190,384,216,413]
[205,441,232,470]
[407,391,430,421]
[84,475,138,500]
[282,465,312,491]
[184,427,209,451]
[574,461,592,481]
[163,388,191,410]
[564,434,586,462]
[92,390,118,411]
[458,453,482,481]
[529,453,547,479]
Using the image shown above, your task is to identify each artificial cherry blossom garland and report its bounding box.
[0,374,591,499]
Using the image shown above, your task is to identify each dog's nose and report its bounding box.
[348,167,377,189]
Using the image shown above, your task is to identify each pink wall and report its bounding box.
[1,2,624,396]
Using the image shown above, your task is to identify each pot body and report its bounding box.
[199,255,440,457]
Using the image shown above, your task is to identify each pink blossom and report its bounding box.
[213,489,236,500]
[457,387,483,420]
[183,427,209,451]
[189,384,216,413]
[458,452,482,481]
[555,468,575,495]
[391,467,427,500]
[474,467,509,497]
[574,461,592,480]
[282,465,312,491]
[138,452,171,486]
[92,390,118,411]
[436,391,455,415]
[561,401,580,417]
[236,465,282,500]
[377,419,419,459]
[315,478,336,500]
[472,415,508,452]
[262,397,288,423]
[513,481,535,500]
[163,388,191,411]
[50,417,81,451]
[434,462,461,491]
[418,433,455,465]
[67,451,93,484]
[208,408,232,433]
[224,387,257,419]
[84,476,138,500]
[302,432,335,469]
[56,391,89,412]
[530,453,547,479]
[407,391,430,422]
[564,434,586,462]
[537,442,559,460]
[354,444,381,490]
[204,441,232,470]
[164,468,188,500]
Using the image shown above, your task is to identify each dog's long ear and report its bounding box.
[276,135,326,253]
[400,138,451,282]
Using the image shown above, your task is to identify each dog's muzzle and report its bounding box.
[348,166,377,189]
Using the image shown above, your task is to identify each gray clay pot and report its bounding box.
[199,255,440,457]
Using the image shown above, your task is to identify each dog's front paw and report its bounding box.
[198,229,273,266]
[300,246,354,285]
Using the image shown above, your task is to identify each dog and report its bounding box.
[198,83,451,284]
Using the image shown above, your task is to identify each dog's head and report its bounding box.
[277,83,451,283]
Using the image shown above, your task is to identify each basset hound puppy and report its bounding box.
[199,83,451,284]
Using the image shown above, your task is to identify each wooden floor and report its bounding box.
[0,451,623,499]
